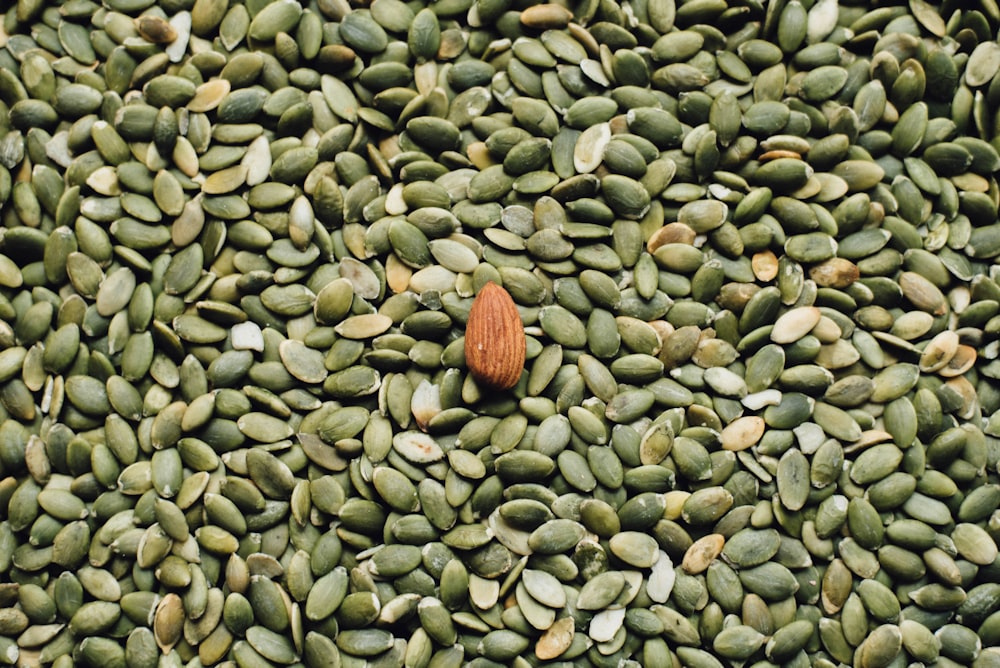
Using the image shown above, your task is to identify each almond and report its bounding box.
[464,282,525,390]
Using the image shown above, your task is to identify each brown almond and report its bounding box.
[465,282,525,390]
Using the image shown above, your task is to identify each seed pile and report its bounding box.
[1,0,1000,665]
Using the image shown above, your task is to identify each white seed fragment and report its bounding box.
[230,322,264,352]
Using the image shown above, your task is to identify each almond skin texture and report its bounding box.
[465,282,526,390]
